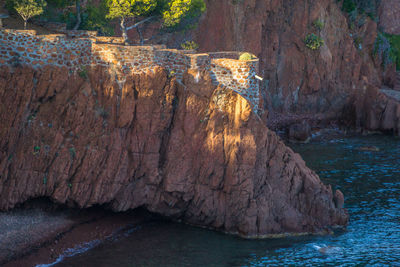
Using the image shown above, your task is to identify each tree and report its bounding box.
[14,0,47,29]
[73,0,82,30]
[106,0,156,44]
[107,0,205,45]
[81,0,114,35]
[162,0,205,27]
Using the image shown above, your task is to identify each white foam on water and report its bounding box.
[35,239,101,267]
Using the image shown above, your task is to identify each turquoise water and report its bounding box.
[55,134,400,266]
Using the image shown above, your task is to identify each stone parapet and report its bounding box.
[0,29,260,111]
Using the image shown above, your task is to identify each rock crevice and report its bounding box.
[0,65,348,237]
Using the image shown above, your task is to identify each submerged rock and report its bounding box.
[358,146,380,152]
[313,245,342,255]
[0,65,348,238]
[288,121,312,142]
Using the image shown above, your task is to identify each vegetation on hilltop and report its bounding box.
[4,0,206,43]
[106,0,206,44]
[13,0,46,29]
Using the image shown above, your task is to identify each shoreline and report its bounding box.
[0,200,155,267]
[0,130,388,267]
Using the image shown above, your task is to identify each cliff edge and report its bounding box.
[0,65,348,237]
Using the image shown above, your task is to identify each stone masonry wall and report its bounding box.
[210,58,259,104]
[0,29,260,110]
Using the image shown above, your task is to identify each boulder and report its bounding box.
[288,121,312,142]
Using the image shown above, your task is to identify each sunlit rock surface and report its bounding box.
[0,65,348,237]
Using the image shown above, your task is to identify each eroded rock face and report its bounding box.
[120,0,389,131]
[194,0,382,120]
[379,0,400,35]
[355,85,400,135]
[0,65,348,237]
[288,121,312,142]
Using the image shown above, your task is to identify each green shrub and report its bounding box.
[366,12,375,21]
[374,32,400,70]
[81,0,114,36]
[385,34,400,70]
[181,40,199,50]
[78,66,88,79]
[161,0,206,32]
[69,147,76,159]
[5,0,17,14]
[313,19,324,31]
[168,70,176,78]
[46,0,71,8]
[305,33,324,50]
[33,145,40,155]
[27,111,37,121]
[239,52,256,61]
[37,0,74,26]
[342,0,356,13]
[354,36,363,49]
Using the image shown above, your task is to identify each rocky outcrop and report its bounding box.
[355,85,400,135]
[193,0,381,119]
[288,121,312,142]
[123,0,398,134]
[395,72,400,91]
[93,0,391,131]
[379,0,400,35]
[0,65,347,237]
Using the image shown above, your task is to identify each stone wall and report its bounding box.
[0,29,260,110]
[0,30,92,67]
[210,58,259,105]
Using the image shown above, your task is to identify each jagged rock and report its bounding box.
[288,121,312,142]
[193,0,381,118]
[334,190,344,209]
[354,84,400,135]
[378,0,400,35]
[0,65,348,238]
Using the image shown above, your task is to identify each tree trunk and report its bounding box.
[125,16,156,44]
[137,27,144,45]
[120,17,129,45]
[73,0,81,30]
[24,20,27,30]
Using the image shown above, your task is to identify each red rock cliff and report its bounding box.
[379,0,400,35]
[192,0,382,123]
[0,65,347,237]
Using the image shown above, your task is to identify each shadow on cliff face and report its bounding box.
[190,0,387,128]
[130,0,389,133]
[0,64,347,239]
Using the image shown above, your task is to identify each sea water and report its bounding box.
[53,134,400,266]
